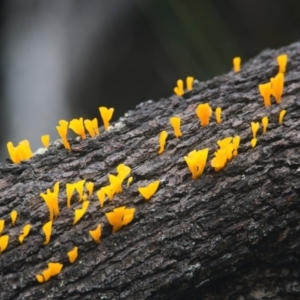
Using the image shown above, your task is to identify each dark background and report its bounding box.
[1,0,300,160]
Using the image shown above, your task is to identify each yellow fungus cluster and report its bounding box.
[84,118,100,137]
[196,103,212,127]
[138,180,160,200]
[7,140,33,164]
[66,180,91,208]
[69,118,86,139]
[36,262,63,283]
[40,182,60,222]
[174,76,194,96]
[184,148,209,179]
[233,56,241,72]
[105,206,135,233]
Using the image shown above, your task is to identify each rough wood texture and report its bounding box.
[1,41,300,300]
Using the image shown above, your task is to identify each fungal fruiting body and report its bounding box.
[170,117,182,138]
[251,138,257,148]
[43,221,53,245]
[84,118,99,137]
[279,110,287,124]
[66,183,76,208]
[127,176,133,187]
[251,122,260,139]
[69,118,86,139]
[184,148,209,179]
[271,73,284,104]
[0,235,9,254]
[96,188,106,208]
[89,224,102,244]
[0,220,4,234]
[215,107,222,124]
[174,79,184,96]
[67,246,78,263]
[10,210,17,226]
[40,182,60,222]
[56,120,70,151]
[75,180,86,202]
[36,262,63,283]
[232,136,241,157]
[73,201,89,225]
[18,224,31,244]
[233,57,241,72]
[41,135,50,148]
[158,131,168,154]
[259,82,272,107]
[99,107,114,130]
[7,140,33,164]
[138,180,160,200]
[105,206,135,233]
[186,76,194,91]
[277,54,288,73]
[262,117,268,134]
[196,103,212,127]
[85,182,94,197]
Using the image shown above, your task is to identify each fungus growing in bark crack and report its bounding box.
[138,180,160,200]
[73,201,89,225]
[75,180,86,202]
[279,110,287,124]
[56,120,70,151]
[84,118,100,137]
[105,206,135,233]
[41,135,50,148]
[89,224,102,244]
[127,176,133,187]
[233,57,241,72]
[277,54,288,73]
[66,183,76,209]
[7,140,33,164]
[158,130,168,154]
[36,262,63,283]
[85,182,94,197]
[0,235,9,254]
[251,122,260,139]
[170,117,182,138]
[42,221,53,245]
[184,148,209,179]
[69,118,86,139]
[96,188,106,208]
[99,107,114,130]
[40,182,60,222]
[18,224,31,244]
[232,136,241,157]
[251,138,257,148]
[262,116,268,134]
[10,210,17,226]
[67,246,78,263]
[0,220,4,234]
[196,103,212,127]
[215,107,222,124]
[271,73,284,104]
[259,82,272,107]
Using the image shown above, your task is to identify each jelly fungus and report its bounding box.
[279,110,287,124]
[18,224,31,244]
[68,246,78,263]
[40,182,60,222]
[259,82,272,107]
[96,188,106,208]
[277,54,288,73]
[10,210,17,226]
[262,116,268,134]
[0,235,9,254]
[85,182,94,197]
[251,122,259,139]
[66,183,76,209]
[99,107,114,130]
[7,140,33,164]
[69,118,86,139]
[84,118,100,137]
[186,76,194,91]
[127,176,133,187]
[184,148,209,179]
[251,138,257,148]
[233,57,241,72]
[271,73,284,104]
[108,174,123,194]
[117,164,131,179]
[102,185,116,201]
[56,120,70,151]
[75,180,86,202]
[89,224,102,244]
[105,206,135,233]
[41,135,50,148]
[174,79,184,96]
[37,262,63,282]
[73,201,89,225]
[0,220,4,234]
[196,103,212,127]
[36,274,44,283]
[232,136,241,157]
[215,107,222,124]
[138,180,160,200]
[43,221,53,245]
[170,117,182,138]
[158,131,168,154]
[49,262,63,276]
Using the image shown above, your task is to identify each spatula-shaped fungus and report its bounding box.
[117,163,131,179]
[73,201,89,225]
[7,140,33,164]
[196,103,212,127]
[41,268,52,282]
[84,118,99,137]
[170,117,182,138]
[96,188,106,208]
[108,174,123,194]
[41,135,50,148]
[211,149,228,171]
[259,82,272,107]
[232,136,241,157]
[85,182,94,197]
[48,262,63,276]
[18,224,31,244]
[271,73,284,104]
[56,120,70,151]
[69,118,86,139]
[158,131,168,154]
[75,180,86,202]
[277,54,288,73]
[138,180,160,200]
[186,76,194,91]
[10,210,17,226]
[233,56,241,72]
[42,221,53,245]
[66,183,76,208]
[0,235,9,254]
[127,176,133,187]
[215,107,222,124]
[279,110,287,124]
[105,206,135,233]
[174,79,184,96]
[262,116,268,134]
[67,246,78,263]
[251,122,260,139]
[89,224,102,244]
[99,107,114,130]
[251,138,257,148]
[0,220,4,234]
[184,148,209,179]
[40,182,60,221]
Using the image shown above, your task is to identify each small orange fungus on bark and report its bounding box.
[7,140,33,164]
[277,54,288,73]
[89,224,102,244]
[138,180,160,200]
[84,118,99,137]
[73,201,89,225]
[85,182,94,197]
[66,183,76,208]
[68,246,78,263]
[233,57,241,72]
[75,180,86,202]
[271,73,284,104]
[232,136,241,157]
[251,122,260,139]
[41,135,50,148]
[174,79,184,96]
[186,76,194,91]
[0,235,9,254]
[259,82,272,107]
[42,221,53,245]
[0,220,4,234]
[184,148,209,179]
[127,176,133,187]
[262,116,268,134]
[105,206,135,233]
[279,110,287,124]
[170,117,182,138]
[158,131,168,154]
[56,120,70,151]
[40,182,60,222]
[215,107,222,124]
[99,107,114,130]
[196,103,212,127]
[10,210,17,226]
[251,138,257,148]
[18,224,31,244]
[69,118,86,139]
[96,188,106,208]
[36,262,63,283]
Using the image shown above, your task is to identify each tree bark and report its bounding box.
[1,41,300,300]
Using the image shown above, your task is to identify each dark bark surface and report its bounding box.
[0,41,300,300]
